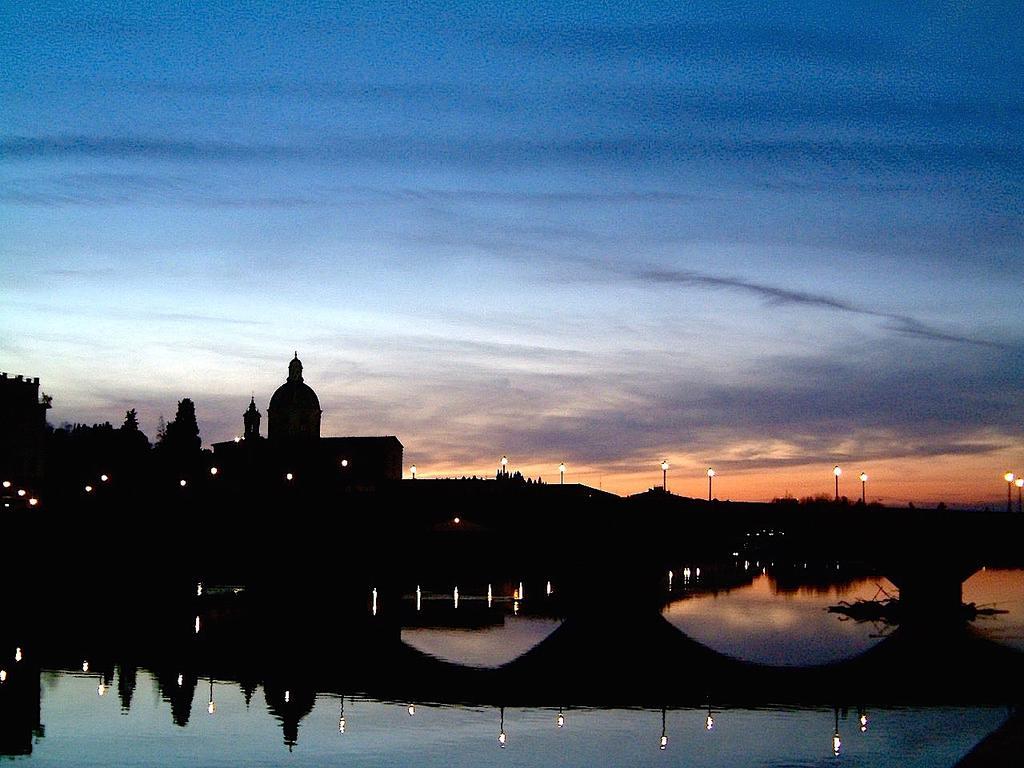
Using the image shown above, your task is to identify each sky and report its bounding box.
[2,1,1022,505]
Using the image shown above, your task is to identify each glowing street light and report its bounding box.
[833,465,842,501]
[661,460,669,492]
[179,479,187,488]
[1,481,10,489]
[100,474,109,482]
[556,709,565,728]
[500,455,508,476]
[559,462,566,484]
[28,498,38,507]
[707,467,715,501]
[285,472,294,482]
[209,467,218,476]
[859,472,868,505]
[84,485,93,493]
[16,489,26,497]
[1005,472,1016,513]
[410,464,416,479]
[1016,477,1023,514]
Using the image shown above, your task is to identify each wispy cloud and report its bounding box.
[630,266,1003,348]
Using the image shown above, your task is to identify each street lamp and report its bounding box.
[707,467,715,501]
[1005,472,1016,513]
[559,462,566,484]
[833,465,842,501]
[410,464,416,479]
[500,455,508,477]
[859,472,868,505]
[661,460,669,492]
[1016,477,1023,514]
[209,467,218,476]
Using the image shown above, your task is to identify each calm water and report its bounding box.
[3,568,1023,767]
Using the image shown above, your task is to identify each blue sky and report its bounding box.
[2,1,1021,502]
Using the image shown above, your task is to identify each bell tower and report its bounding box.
[243,396,261,440]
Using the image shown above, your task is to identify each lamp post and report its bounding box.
[1006,472,1016,513]
[411,464,417,480]
[501,455,508,477]
[859,472,868,505]
[706,467,715,501]
[661,460,669,492]
[833,465,842,502]
[559,462,566,485]
[1016,477,1023,514]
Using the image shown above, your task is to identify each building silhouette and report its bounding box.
[0,372,51,484]
[213,354,402,486]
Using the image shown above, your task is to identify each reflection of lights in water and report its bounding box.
[519,581,525,600]
[177,673,183,686]
[454,586,459,609]
[546,581,552,596]
[513,600,519,615]
[513,588,519,600]
[17,489,26,498]
[860,712,868,732]
[338,699,346,733]
[408,703,415,716]
[179,480,186,488]
[197,582,203,596]
[100,474,108,482]
[209,467,218,476]
[660,707,668,750]
[15,647,22,662]
[0,669,6,683]
[372,587,378,616]
[833,730,841,756]
[696,567,701,578]
[556,710,565,728]
[660,735,668,750]
[98,682,106,696]
[285,690,290,703]
[744,560,749,571]
[683,567,691,584]
[208,679,216,714]
[498,707,507,748]
[416,585,421,611]
[82,660,89,672]
[453,517,460,524]
[29,497,38,506]
[84,485,93,493]
[668,570,673,590]
[195,616,201,634]
[285,472,293,481]
[487,584,493,608]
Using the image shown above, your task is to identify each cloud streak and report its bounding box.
[630,266,1003,349]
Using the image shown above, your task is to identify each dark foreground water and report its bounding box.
[3,567,1023,767]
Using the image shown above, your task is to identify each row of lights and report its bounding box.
[832,466,870,504]
[2,479,39,506]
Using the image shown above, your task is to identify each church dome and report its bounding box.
[267,353,322,440]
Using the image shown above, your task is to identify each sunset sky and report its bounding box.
[2,1,1021,505]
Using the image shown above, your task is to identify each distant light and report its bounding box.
[14,648,22,663]
[372,587,378,616]
[416,585,422,611]
[341,459,348,467]
[1005,471,1016,483]
[82,660,89,672]
[195,615,200,633]
[285,690,290,703]
[177,673,183,686]
[834,465,842,477]
[556,710,565,728]
[487,583,493,608]
[210,467,218,476]
[660,735,668,750]
[100,474,108,482]
[285,472,293,481]
[233,436,241,443]
[453,516,460,524]
[17,489,26,497]
[208,700,216,715]
[197,582,203,596]
[546,580,553,596]
[98,683,106,696]
[705,713,714,730]
[661,460,669,471]
[832,731,841,756]
[860,472,868,483]
[707,468,715,478]
[859,713,868,732]
[454,586,459,608]
[559,462,566,473]
[408,704,416,716]
[179,479,187,487]
[28,497,38,506]
[0,669,6,683]
[498,731,507,748]
[1017,478,1024,489]
[410,464,416,478]
[1,481,9,488]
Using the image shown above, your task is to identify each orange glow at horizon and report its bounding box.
[411,448,1023,507]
